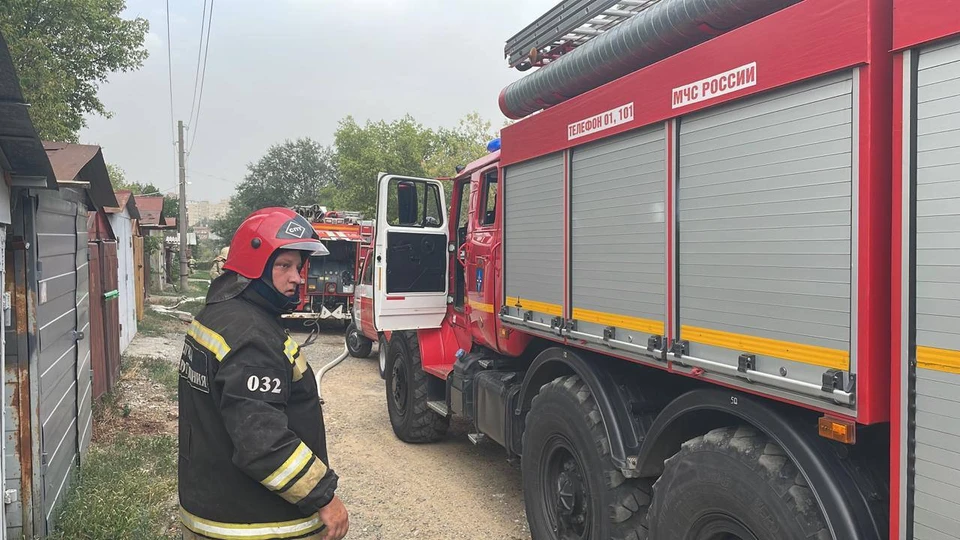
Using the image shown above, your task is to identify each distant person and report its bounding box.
[209,246,229,280]
[178,208,349,540]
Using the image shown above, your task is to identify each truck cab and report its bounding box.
[350,152,533,364]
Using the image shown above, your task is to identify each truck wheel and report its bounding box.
[649,425,829,540]
[378,335,388,379]
[385,332,449,443]
[522,375,651,540]
[345,322,373,358]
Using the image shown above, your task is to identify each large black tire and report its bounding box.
[385,332,449,443]
[649,425,830,540]
[522,375,651,540]
[377,335,388,379]
[345,322,373,358]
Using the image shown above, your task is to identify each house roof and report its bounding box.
[106,189,141,220]
[134,195,172,228]
[43,141,119,209]
[0,31,56,189]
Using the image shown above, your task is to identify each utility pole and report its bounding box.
[177,120,189,291]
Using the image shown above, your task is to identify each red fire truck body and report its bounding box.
[284,210,373,323]
[354,1,959,538]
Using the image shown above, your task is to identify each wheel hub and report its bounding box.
[556,465,582,517]
[542,437,589,538]
[390,361,407,413]
[348,331,361,351]
[689,513,760,540]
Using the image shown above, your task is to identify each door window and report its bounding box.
[479,170,498,227]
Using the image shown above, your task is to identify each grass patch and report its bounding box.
[138,310,184,337]
[150,279,210,298]
[49,433,178,540]
[92,385,130,424]
[139,357,180,401]
[179,298,205,317]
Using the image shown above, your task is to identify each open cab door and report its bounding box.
[374,174,449,330]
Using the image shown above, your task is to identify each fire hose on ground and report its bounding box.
[315,344,349,404]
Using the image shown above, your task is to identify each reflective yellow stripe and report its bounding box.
[283,337,307,382]
[918,346,960,375]
[180,506,323,540]
[188,320,231,361]
[468,299,495,313]
[681,325,849,371]
[262,442,313,491]
[572,308,664,335]
[506,296,563,317]
[292,354,308,382]
[283,337,300,364]
[279,457,329,504]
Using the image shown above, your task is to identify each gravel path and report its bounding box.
[300,330,531,540]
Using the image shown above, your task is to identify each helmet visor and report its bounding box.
[283,239,329,256]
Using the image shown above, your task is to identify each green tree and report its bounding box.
[163,196,179,221]
[334,113,495,217]
[425,112,496,179]
[0,0,149,141]
[106,162,145,192]
[334,115,437,217]
[212,138,338,240]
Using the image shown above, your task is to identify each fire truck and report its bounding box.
[283,205,373,326]
[354,0,959,538]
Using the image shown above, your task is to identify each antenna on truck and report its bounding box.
[504,0,662,71]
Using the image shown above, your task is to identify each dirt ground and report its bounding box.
[301,329,531,540]
[111,318,530,539]
[95,328,185,445]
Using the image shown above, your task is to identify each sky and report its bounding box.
[78,0,555,202]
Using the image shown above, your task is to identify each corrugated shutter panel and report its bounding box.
[678,72,854,384]
[504,153,565,321]
[35,193,80,530]
[571,125,665,338]
[912,37,960,540]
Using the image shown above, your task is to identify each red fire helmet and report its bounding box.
[223,207,329,279]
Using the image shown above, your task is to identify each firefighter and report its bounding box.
[209,246,229,280]
[178,208,349,540]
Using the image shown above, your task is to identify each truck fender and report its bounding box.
[515,347,648,472]
[636,389,885,540]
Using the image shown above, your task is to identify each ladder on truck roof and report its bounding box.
[504,0,661,70]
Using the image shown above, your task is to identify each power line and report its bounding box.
[188,0,215,155]
[187,0,209,129]
[165,0,179,180]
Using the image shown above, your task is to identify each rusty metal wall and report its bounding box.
[4,193,38,538]
[87,243,106,401]
[100,241,120,391]
[4,189,94,538]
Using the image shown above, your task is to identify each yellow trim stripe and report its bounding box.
[283,337,300,364]
[506,296,563,317]
[280,457,329,504]
[468,299,495,313]
[262,442,313,491]
[918,346,960,375]
[573,308,664,336]
[284,337,307,381]
[180,506,324,540]
[292,354,308,382]
[681,325,850,371]
[188,320,231,361]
